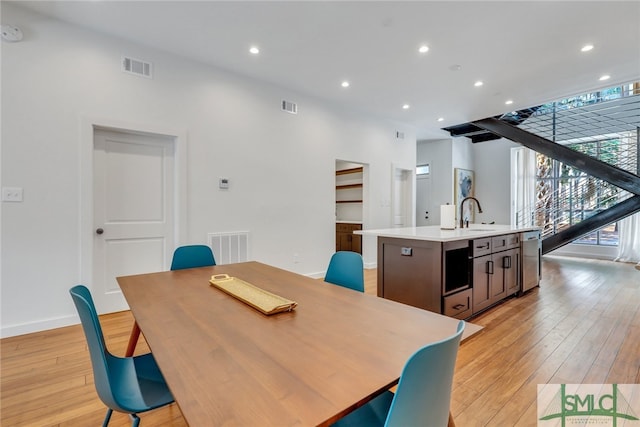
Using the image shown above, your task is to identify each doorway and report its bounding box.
[416,163,433,226]
[335,160,365,254]
[391,165,414,228]
[90,127,178,313]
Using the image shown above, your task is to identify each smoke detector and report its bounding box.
[1,25,23,42]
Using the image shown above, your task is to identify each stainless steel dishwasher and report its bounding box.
[521,230,541,293]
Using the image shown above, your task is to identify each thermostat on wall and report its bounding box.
[219,178,229,189]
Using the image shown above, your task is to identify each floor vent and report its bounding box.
[207,231,250,265]
[282,100,298,114]
[122,56,152,78]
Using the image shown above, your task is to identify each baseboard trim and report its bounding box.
[1,314,79,339]
[551,243,618,260]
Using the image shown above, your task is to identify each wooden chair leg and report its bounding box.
[448,411,456,427]
[124,321,141,357]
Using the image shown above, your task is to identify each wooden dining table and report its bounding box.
[117,261,481,426]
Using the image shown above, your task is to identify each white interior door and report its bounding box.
[93,129,175,313]
[416,168,433,226]
[391,166,414,228]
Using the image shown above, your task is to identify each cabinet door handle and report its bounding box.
[487,260,494,274]
[476,243,490,249]
[503,255,511,269]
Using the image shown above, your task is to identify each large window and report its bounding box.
[535,82,639,113]
[535,134,637,246]
[513,81,639,248]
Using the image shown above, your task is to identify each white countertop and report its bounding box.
[355,224,541,242]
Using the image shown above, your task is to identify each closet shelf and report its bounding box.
[336,167,363,176]
[336,183,363,190]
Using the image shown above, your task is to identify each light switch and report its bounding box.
[2,187,23,202]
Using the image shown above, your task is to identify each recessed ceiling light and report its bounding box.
[474,81,484,87]
[599,74,610,81]
[581,44,594,52]
[437,117,444,122]
[402,104,410,110]
[505,100,514,105]
[249,46,260,54]
[418,45,429,53]
[341,81,350,88]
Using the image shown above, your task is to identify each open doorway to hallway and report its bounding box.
[392,164,414,228]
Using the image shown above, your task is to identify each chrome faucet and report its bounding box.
[460,196,483,228]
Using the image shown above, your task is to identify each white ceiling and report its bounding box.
[11,1,640,139]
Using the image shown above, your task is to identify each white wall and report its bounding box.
[452,137,473,172]
[0,4,416,337]
[417,137,484,225]
[416,139,453,225]
[472,138,520,224]
[417,137,521,226]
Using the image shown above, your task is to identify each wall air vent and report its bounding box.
[208,231,250,265]
[282,100,298,114]
[122,56,152,78]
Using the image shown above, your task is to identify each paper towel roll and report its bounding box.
[440,204,456,229]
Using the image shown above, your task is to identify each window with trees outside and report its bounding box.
[535,134,638,246]
[530,82,639,247]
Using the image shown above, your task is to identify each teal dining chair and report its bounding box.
[332,320,465,427]
[170,244,216,270]
[70,285,175,427]
[125,244,216,356]
[324,251,365,292]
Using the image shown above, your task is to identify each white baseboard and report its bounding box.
[1,314,79,339]
[306,271,326,280]
[550,243,618,260]
[3,264,380,338]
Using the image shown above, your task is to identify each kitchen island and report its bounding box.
[357,224,541,319]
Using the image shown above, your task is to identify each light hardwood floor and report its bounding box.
[1,256,639,426]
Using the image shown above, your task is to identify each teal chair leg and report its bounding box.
[130,414,141,427]
[102,408,113,427]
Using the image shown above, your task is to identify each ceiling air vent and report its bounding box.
[122,56,152,78]
[281,100,298,114]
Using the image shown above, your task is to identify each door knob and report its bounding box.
[96,228,104,235]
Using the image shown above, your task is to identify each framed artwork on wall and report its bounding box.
[454,168,475,224]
